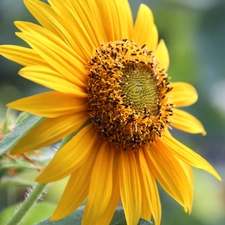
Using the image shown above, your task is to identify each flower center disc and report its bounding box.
[121,65,159,115]
[87,39,173,149]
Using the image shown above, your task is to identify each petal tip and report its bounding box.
[155,39,170,72]
[49,214,59,221]
[214,172,222,181]
[202,130,207,136]
[35,173,48,183]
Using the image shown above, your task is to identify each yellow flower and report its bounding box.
[0,0,221,224]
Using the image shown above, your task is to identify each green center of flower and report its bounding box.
[87,39,173,149]
[121,65,159,115]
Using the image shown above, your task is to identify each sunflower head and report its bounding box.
[88,39,173,149]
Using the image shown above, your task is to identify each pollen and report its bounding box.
[87,39,173,149]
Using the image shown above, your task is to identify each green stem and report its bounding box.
[6,183,47,225]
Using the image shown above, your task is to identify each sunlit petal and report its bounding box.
[134,4,158,50]
[11,113,88,154]
[82,142,114,224]
[162,133,222,181]
[144,143,192,211]
[18,65,87,98]
[92,147,120,225]
[51,139,101,220]
[171,82,198,107]
[0,45,46,66]
[36,124,97,182]
[138,148,161,225]
[119,150,141,225]
[7,91,87,118]
[16,29,86,88]
[155,39,170,72]
[97,0,133,41]
[172,108,206,135]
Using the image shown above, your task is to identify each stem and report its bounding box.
[6,183,47,225]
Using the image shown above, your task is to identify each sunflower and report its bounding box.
[0,0,221,224]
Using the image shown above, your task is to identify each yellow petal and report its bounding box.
[140,186,151,222]
[51,174,89,221]
[36,124,97,183]
[82,142,114,224]
[7,91,87,118]
[18,65,87,98]
[24,0,63,38]
[49,1,99,54]
[51,139,101,220]
[114,0,133,39]
[177,160,194,213]
[154,142,193,212]
[155,39,170,72]
[24,0,87,63]
[64,0,105,46]
[0,45,46,66]
[15,20,82,63]
[171,82,198,107]
[15,20,85,65]
[92,148,120,225]
[172,108,206,135]
[136,153,152,221]
[149,24,159,51]
[47,0,105,60]
[133,4,158,50]
[162,132,222,181]
[24,0,95,62]
[119,150,141,225]
[138,148,161,225]
[144,144,192,211]
[15,29,86,88]
[81,0,108,43]
[11,113,88,155]
[97,0,133,41]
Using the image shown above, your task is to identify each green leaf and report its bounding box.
[35,206,84,225]
[0,114,45,155]
[0,202,56,225]
[138,219,153,225]
[110,206,126,225]
[35,206,152,225]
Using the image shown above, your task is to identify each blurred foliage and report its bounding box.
[0,0,225,224]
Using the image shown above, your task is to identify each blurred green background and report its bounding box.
[0,0,225,224]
